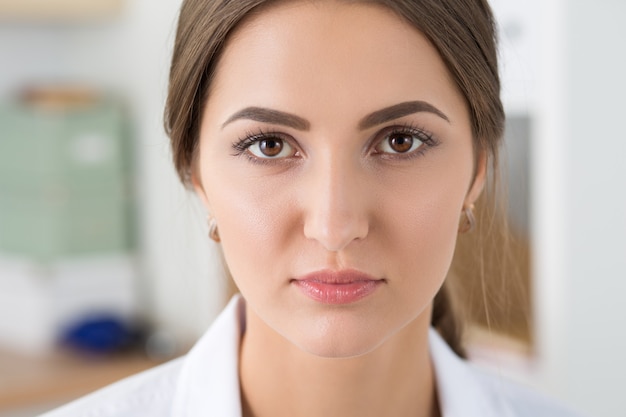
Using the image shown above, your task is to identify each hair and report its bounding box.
[165,0,505,357]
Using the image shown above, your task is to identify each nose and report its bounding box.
[302,156,370,252]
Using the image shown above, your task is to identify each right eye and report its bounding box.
[232,130,300,162]
[248,137,295,159]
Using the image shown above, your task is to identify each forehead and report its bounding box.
[206,0,468,128]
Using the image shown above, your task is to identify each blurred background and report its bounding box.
[0,0,624,416]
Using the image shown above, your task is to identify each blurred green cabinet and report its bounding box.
[0,99,134,261]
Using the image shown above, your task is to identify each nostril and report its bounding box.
[303,208,368,252]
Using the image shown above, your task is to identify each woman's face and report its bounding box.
[194,1,484,358]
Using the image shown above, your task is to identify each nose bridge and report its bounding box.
[303,151,369,251]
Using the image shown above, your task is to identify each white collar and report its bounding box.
[172,295,514,417]
[428,327,514,417]
[171,295,245,416]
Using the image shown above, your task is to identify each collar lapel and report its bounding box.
[172,296,245,417]
[429,328,515,417]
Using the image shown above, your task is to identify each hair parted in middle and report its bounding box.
[164,0,506,357]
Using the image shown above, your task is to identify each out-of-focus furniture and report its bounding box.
[0,0,123,20]
[0,90,133,261]
[0,89,138,355]
[0,349,161,414]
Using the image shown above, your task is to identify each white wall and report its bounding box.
[532,1,626,416]
[560,1,626,415]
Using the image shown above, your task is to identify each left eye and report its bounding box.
[377,132,424,154]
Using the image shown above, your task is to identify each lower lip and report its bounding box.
[292,280,382,304]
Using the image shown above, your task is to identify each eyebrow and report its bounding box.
[358,101,450,130]
[222,107,310,130]
[221,100,449,131]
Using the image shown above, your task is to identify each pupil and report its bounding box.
[260,139,282,157]
[390,135,412,153]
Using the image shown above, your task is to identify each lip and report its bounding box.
[291,269,384,305]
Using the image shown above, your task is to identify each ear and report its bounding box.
[465,151,488,207]
[191,172,212,212]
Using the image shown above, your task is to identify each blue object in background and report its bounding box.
[61,315,139,355]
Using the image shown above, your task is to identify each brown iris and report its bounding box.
[259,139,283,157]
[388,134,413,153]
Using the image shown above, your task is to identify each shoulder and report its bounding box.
[39,296,246,417]
[428,329,586,417]
[472,367,587,417]
[39,357,184,417]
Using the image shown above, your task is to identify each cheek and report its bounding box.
[380,175,465,301]
[371,145,473,313]
[406,182,464,262]
[202,166,298,291]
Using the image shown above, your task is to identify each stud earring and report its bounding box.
[207,215,221,242]
[459,204,476,233]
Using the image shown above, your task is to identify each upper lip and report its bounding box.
[292,269,382,284]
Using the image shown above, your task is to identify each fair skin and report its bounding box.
[192,2,486,417]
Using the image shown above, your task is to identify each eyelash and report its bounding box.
[230,124,440,164]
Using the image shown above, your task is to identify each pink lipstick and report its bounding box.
[291,269,383,304]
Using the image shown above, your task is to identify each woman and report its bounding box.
[42,0,583,416]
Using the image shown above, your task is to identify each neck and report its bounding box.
[239,307,439,417]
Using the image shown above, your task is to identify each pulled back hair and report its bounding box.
[165,0,505,357]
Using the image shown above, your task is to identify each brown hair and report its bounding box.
[165,0,505,357]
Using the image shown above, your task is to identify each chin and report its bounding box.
[286,315,398,359]
[296,335,387,359]
[282,300,433,359]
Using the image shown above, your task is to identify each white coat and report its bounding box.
[40,296,584,417]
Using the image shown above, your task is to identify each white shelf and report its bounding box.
[0,0,123,21]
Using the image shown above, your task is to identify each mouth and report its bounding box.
[290,269,385,305]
